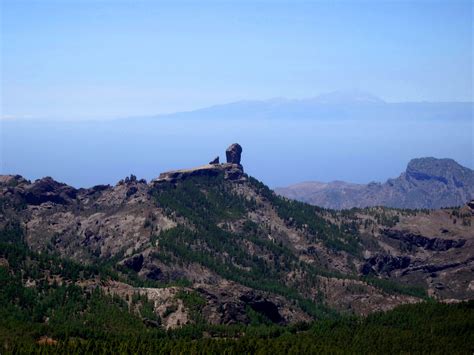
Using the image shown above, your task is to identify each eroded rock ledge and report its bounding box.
[153,163,245,184]
[152,144,245,184]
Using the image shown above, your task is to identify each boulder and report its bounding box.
[226,143,242,164]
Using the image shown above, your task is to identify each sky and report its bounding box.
[1,0,473,119]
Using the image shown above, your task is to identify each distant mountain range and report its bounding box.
[276,157,474,209]
[150,90,473,121]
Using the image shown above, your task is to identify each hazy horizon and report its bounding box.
[2,114,472,188]
[2,0,472,119]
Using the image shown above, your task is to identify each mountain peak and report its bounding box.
[309,90,385,104]
[405,157,469,181]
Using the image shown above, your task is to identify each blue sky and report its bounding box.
[1,0,473,119]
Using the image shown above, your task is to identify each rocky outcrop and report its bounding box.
[226,143,242,164]
[401,256,474,275]
[153,144,245,184]
[223,164,245,181]
[361,254,411,275]
[194,281,308,325]
[22,177,77,205]
[383,230,466,251]
[82,184,111,196]
[0,175,29,187]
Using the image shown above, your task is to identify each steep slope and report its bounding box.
[276,157,474,209]
[1,149,473,331]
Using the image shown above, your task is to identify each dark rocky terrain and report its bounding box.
[276,157,474,209]
[1,145,473,331]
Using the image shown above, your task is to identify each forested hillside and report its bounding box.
[1,224,472,353]
[1,164,473,352]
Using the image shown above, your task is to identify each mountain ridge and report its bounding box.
[2,90,472,122]
[142,91,472,121]
[1,146,473,330]
[276,157,474,210]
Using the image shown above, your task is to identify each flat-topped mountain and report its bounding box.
[276,157,474,209]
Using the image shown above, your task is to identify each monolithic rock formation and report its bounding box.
[226,143,242,164]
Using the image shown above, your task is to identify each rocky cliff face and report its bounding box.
[1,147,473,329]
[276,157,474,209]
